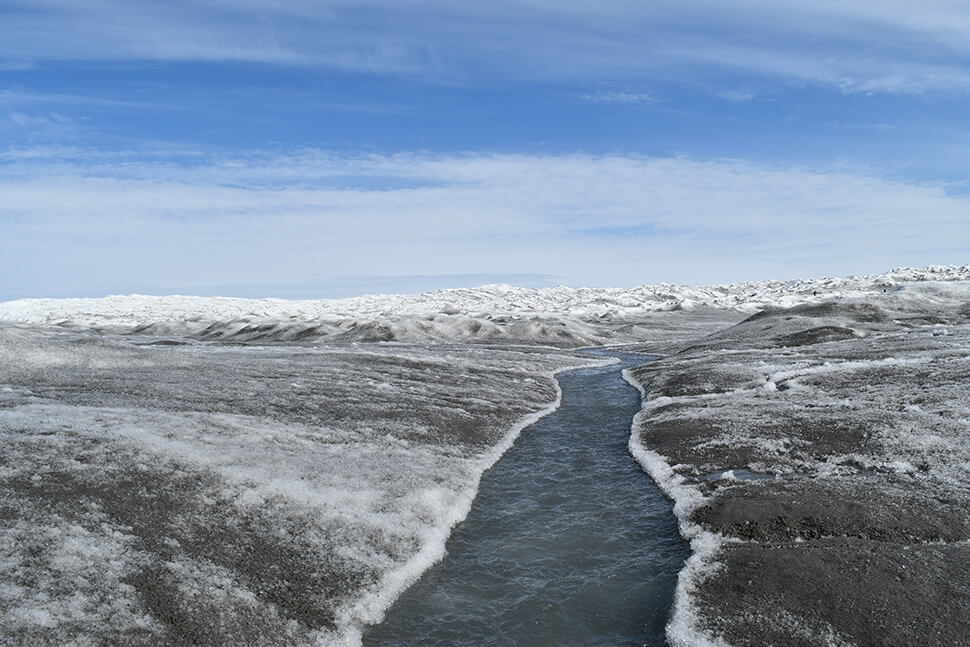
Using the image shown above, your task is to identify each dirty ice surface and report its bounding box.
[625,280,970,646]
[3,265,970,647]
[0,326,601,646]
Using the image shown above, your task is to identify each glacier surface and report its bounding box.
[625,279,970,646]
[0,326,602,646]
[3,264,970,646]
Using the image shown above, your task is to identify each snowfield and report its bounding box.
[2,264,970,646]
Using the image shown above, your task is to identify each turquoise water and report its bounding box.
[363,353,687,646]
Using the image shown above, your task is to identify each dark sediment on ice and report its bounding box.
[698,540,970,646]
[0,308,739,647]
[626,283,970,646]
[0,328,591,646]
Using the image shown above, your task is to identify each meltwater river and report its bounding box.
[363,352,688,646]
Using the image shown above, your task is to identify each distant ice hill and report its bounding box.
[1,265,968,347]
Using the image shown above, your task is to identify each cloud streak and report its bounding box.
[2,148,967,298]
[2,1,970,94]
[583,90,654,104]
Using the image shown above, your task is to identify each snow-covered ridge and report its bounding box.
[1,265,967,345]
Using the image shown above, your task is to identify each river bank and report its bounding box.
[0,327,602,646]
[625,281,970,646]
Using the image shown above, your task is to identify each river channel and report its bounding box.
[363,352,687,646]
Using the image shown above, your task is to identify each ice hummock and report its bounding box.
[1,265,968,347]
[623,278,970,646]
[0,326,606,646]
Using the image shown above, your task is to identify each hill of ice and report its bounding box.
[1,265,967,347]
[622,276,970,646]
[0,327,603,646]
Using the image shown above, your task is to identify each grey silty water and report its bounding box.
[363,352,688,646]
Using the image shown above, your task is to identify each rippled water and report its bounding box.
[363,352,688,646]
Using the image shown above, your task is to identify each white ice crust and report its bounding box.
[623,369,731,647]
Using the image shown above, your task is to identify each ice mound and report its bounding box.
[624,283,970,646]
[0,326,605,646]
[1,265,968,346]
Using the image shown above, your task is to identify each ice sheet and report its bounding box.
[625,285,970,646]
[0,327,603,645]
[2,265,967,346]
[5,267,970,645]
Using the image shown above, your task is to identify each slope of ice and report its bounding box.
[624,286,970,646]
[0,326,605,646]
[622,368,731,647]
[1,265,967,346]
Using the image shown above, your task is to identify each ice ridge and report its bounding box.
[1,265,967,347]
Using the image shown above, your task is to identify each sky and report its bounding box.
[2,0,969,299]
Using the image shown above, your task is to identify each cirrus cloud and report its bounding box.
[1,147,967,299]
[2,1,970,94]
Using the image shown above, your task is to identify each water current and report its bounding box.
[363,352,688,646]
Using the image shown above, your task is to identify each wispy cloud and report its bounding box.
[716,89,757,103]
[0,89,143,108]
[2,147,967,297]
[582,90,654,104]
[2,1,970,94]
[1,111,83,144]
[6,112,75,127]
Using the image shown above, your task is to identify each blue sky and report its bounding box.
[2,0,968,299]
